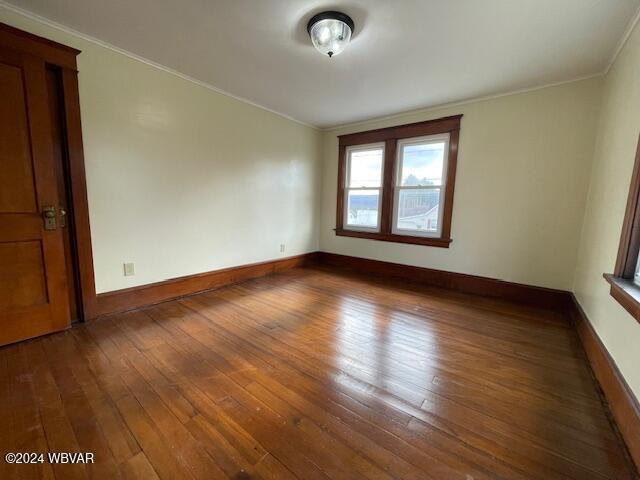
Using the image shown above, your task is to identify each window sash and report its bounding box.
[392,186,443,237]
[345,143,385,189]
[344,187,382,231]
[392,133,450,237]
[396,134,449,187]
[343,143,385,232]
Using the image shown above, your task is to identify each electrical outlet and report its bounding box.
[123,262,135,276]
[280,244,285,253]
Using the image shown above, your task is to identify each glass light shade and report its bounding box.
[309,18,352,57]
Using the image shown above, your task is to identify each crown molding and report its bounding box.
[605,3,640,75]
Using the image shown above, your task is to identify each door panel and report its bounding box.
[0,62,37,213]
[0,46,70,345]
[0,241,47,309]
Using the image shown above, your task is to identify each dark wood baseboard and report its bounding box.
[93,252,319,318]
[93,250,572,318]
[317,252,573,311]
[568,294,640,472]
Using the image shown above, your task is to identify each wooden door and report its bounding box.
[0,46,71,345]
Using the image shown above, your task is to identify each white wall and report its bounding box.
[574,21,640,399]
[0,7,323,294]
[320,79,603,291]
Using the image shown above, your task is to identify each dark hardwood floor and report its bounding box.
[1,266,637,479]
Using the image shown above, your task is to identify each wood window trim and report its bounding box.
[335,114,462,248]
[605,133,640,324]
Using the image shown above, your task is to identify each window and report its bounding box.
[336,115,461,247]
[393,135,449,237]
[344,144,385,230]
[605,134,640,323]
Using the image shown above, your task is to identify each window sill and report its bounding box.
[604,273,640,324]
[335,228,452,248]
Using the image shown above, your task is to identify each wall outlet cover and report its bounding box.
[123,262,135,276]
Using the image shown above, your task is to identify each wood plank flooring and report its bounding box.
[0,265,637,479]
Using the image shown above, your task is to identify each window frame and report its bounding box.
[335,115,462,248]
[604,133,640,324]
[343,142,386,232]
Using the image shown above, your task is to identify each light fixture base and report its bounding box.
[306,11,355,58]
[306,11,355,36]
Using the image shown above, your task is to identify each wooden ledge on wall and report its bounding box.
[334,228,452,248]
[604,273,640,324]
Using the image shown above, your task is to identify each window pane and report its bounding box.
[348,148,383,187]
[400,142,445,186]
[346,190,379,228]
[396,188,440,233]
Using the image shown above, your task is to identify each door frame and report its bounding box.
[1,22,98,320]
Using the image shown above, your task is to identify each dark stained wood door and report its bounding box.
[0,46,71,345]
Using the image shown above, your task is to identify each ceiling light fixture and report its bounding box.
[307,11,354,58]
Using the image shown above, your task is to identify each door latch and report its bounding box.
[59,206,67,228]
[42,206,57,230]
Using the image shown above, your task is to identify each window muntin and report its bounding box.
[344,144,384,231]
[393,134,449,237]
